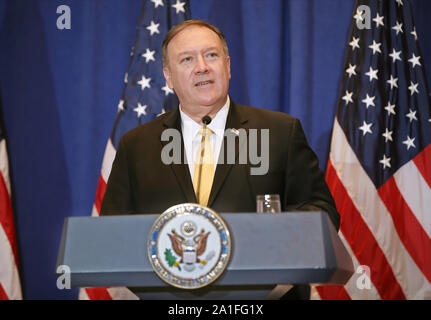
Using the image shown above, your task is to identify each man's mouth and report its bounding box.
[195,80,213,87]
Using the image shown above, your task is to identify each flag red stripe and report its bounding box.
[316,285,351,300]
[325,159,406,300]
[0,283,8,300]
[413,144,431,189]
[0,172,19,267]
[94,174,107,214]
[85,287,113,300]
[378,177,431,283]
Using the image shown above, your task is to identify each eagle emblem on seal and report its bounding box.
[164,220,214,272]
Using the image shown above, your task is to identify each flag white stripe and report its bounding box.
[0,224,22,300]
[91,204,99,217]
[90,139,115,218]
[78,288,90,300]
[393,161,431,239]
[330,119,431,299]
[0,140,11,195]
[101,139,116,183]
[107,287,139,300]
[309,285,322,300]
[338,232,381,300]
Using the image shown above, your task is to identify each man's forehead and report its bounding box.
[168,25,223,52]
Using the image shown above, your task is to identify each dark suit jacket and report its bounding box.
[100,99,340,230]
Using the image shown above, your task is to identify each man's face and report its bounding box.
[163,25,231,113]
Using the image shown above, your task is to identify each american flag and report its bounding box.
[0,104,22,300]
[79,0,190,300]
[314,0,431,299]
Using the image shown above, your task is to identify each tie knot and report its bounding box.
[198,126,214,136]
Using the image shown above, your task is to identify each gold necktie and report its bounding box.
[193,127,214,206]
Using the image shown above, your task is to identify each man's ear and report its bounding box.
[227,56,231,79]
[163,66,173,88]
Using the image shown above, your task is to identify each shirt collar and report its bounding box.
[179,96,230,140]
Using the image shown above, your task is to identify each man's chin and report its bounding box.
[194,96,225,109]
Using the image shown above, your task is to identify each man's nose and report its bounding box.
[194,55,209,74]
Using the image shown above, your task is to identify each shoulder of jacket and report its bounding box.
[234,103,299,126]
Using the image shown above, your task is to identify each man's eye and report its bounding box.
[181,57,192,63]
[207,52,218,58]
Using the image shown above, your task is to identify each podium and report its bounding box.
[57,211,354,299]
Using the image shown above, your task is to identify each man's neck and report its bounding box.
[180,97,228,125]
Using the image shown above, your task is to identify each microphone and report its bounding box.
[195,115,212,205]
[202,115,212,126]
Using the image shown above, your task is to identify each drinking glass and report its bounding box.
[256,194,281,213]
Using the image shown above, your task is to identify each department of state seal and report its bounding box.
[148,203,231,289]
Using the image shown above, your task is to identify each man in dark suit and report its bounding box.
[101,19,339,227]
[100,20,340,298]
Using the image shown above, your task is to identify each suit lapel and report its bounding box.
[161,109,197,203]
[208,100,248,207]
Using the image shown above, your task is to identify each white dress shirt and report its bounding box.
[180,96,230,178]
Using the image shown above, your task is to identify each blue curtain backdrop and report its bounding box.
[0,0,430,299]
